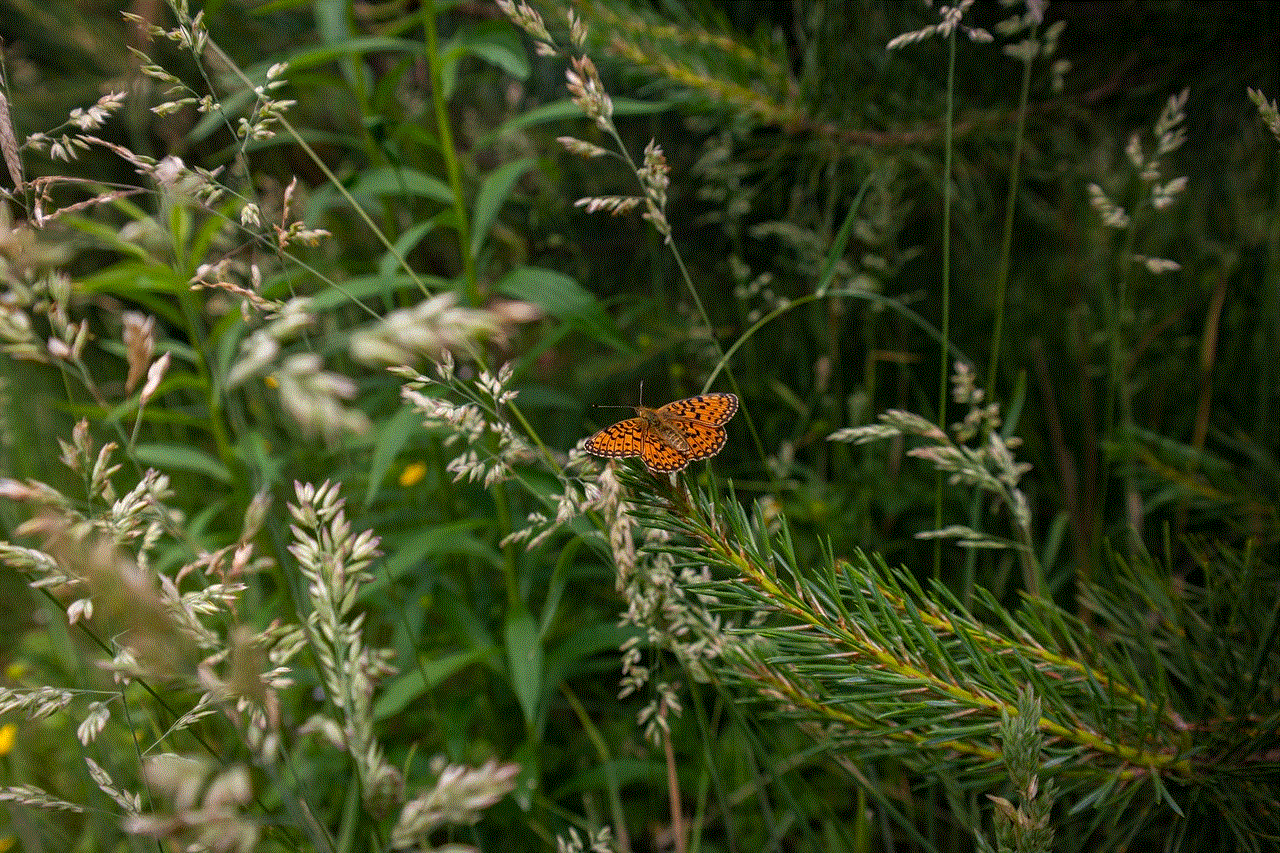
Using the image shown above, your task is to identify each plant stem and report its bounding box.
[426,0,478,304]
[935,27,957,579]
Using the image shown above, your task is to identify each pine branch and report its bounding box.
[620,475,1280,843]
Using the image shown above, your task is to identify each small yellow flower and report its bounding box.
[399,461,427,488]
[0,834,16,852]
[264,374,279,389]
[0,723,16,756]
[4,661,24,680]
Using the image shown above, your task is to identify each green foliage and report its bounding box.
[0,1,1277,852]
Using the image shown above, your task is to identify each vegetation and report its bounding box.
[0,1,1276,851]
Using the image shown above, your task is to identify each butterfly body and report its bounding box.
[585,393,738,474]
[632,406,692,454]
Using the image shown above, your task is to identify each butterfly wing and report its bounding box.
[671,420,727,461]
[656,393,736,462]
[585,418,648,458]
[658,393,738,426]
[640,440,693,474]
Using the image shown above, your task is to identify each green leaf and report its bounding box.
[438,42,465,101]
[132,443,231,484]
[374,648,487,721]
[498,266,592,318]
[283,37,426,72]
[212,313,247,398]
[498,266,630,352]
[312,0,352,43]
[350,167,455,205]
[555,758,666,796]
[364,406,425,508]
[505,610,544,728]
[77,261,190,301]
[471,157,536,258]
[544,623,639,684]
[389,122,439,155]
[458,22,529,79]
[372,521,502,592]
[62,213,153,262]
[378,214,449,279]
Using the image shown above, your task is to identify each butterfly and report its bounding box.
[584,393,738,474]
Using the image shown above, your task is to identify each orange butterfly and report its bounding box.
[585,393,738,474]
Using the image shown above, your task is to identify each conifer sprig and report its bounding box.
[631,478,1272,811]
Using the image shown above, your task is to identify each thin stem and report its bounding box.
[987,25,1037,399]
[425,0,478,303]
[934,28,957,579]
[1097,203,1138,572]
[664,726,687,853]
